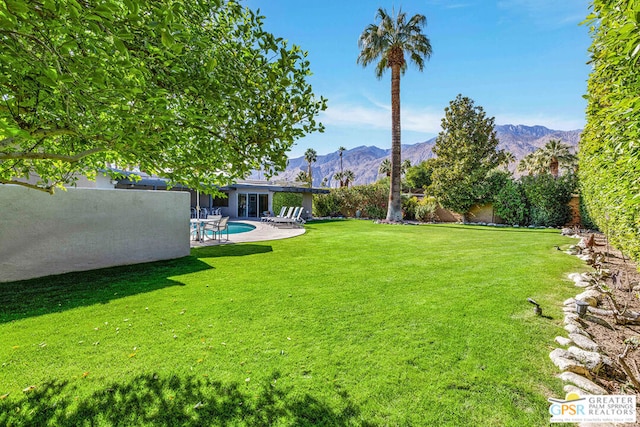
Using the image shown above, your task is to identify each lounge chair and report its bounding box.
[269,206,294,225]
[271,207,303,228]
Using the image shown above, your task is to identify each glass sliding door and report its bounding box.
[237,193,247,217]
[248,194,258,217]
[258,194,269,216]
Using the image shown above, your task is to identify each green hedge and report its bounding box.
[273,192,302,217]
[313,182,389,219]
[581,0,640,263]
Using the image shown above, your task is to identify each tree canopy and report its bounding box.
[0,0,326,193]
[429,94,506,214]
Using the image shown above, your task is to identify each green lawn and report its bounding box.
[0,220,584,426]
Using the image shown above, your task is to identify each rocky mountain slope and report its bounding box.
[252,124,581,187]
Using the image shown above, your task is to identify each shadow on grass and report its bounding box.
[0,244,274,324]
[191,243,273,259]
[0,372,371,427]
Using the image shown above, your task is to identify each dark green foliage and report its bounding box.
[273,192,302,216]
[521,174,577,227]
[404,159,435,190]
[430,95,506,214]
[579,195,598,231]
[313,181,389,218]
[581,0,640,262]
[494,180,529,226]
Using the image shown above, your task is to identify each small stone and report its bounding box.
[567,346,607,372]
[562,306,575,313]
[563,384,588,396]
[558,371,608,395]
[565,313,580,323]
[563,298,576,306]
[575,281,591,288]
[549,349,591,377]
[568,272,583,282]
[575,290,602,307]
[555,336,573,346]
[569,333,600,352]
[564,324,591,337]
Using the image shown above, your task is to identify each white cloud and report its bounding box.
[320,102,442,134]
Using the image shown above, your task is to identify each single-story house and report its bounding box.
[112,171,328,220]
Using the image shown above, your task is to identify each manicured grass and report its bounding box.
[0,221,584,426]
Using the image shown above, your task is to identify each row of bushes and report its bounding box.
[313,173,580,228]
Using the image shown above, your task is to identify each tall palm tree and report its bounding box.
[379,158,391,177]
[333,171,344,188]
[338,146,346,175]
[304,148,317,186]
[358,8,432,221]
[539,139,576,178]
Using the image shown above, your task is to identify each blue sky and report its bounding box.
[243,0,591,158]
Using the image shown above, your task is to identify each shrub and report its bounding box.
[493,179,528,225]
[273,192,302,217]
[313,181,389,218]
[402,196,419,220]
[521,173,576,227]
[313,192,341,217]
[415,196,438,222]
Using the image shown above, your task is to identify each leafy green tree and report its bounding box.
[358,8,432,221]
[430,95,506,214]
[516,152,545,176]
[0,0,326,193]
[404,159,435,190]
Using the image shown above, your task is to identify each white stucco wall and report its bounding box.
[0,185,190,282]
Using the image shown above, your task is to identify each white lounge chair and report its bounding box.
[272,207,303,228]
[269,206,294,225]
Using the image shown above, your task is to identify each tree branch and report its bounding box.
[0,147,105,162]
[0,179,55,194]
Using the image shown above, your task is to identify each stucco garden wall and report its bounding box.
[0,185,190,282]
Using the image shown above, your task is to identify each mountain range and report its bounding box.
[251,124,582,187]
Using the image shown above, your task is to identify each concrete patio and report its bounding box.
[190,219,305,246]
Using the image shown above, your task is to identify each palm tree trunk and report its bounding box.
[387,63,402,221]
[550,158,559,178]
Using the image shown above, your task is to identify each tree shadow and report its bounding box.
[191,243,273,259]
[0,372,373,426]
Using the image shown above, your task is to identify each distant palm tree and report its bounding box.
[539,139,576,178]
[379,158,391,177]
[304,148,317,186]
[501,152,516,171]
[338,146,346,175]
[296,171,310,187]
[343,170,355,187]
[516,152,544,176]
[333,171,344,188]
[401,159,412,176]
[358,7,432,221]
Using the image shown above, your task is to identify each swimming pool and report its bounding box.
[203,221,256,238]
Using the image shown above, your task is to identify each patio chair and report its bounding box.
[201,215,222,240]
[214,216,230,241]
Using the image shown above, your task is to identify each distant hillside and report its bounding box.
[250,124,581,187]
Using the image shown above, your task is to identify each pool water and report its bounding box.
[204,221,256,237]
